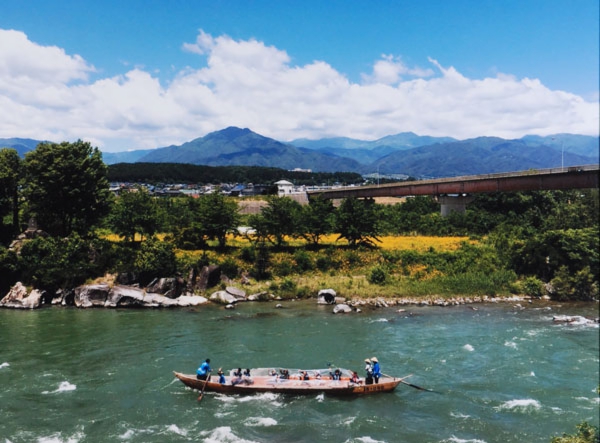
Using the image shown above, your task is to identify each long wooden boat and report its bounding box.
[173,367,403,396]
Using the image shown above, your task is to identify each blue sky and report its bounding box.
[0,0,598,151]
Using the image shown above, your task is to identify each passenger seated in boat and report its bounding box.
[231,368,243,386]
[350,371,362,385]
[279,369,290,380]
[300,370,309,381]
[243,368,254,385]
[217,368,226,385]
[331,369,341,380]
[314,371,321,380]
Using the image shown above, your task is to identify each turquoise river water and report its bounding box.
[1,300,598,443]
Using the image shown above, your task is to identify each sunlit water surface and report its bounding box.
[1,300,598,443]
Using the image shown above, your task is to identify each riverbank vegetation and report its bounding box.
[0,142,598,302]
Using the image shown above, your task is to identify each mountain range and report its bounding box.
[1,128,597,179]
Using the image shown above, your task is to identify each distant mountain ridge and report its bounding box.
[2,129,598,178]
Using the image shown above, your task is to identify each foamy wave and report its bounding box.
[244,417,277,427]
[37,429,85,443]
[443,437,487,443]
[215,392,282,407]
[463,344,474,352]
[342,416,357,426]
[496,399,541,412]
[370,318,389,323]
[504,341,518,349]
[42,381,76,395]
[166,424,188,436]
[316,393,325,402]
[0,362,9,369]
[450,412,471,419]
[200,426,258,443]
[344,437,387,443]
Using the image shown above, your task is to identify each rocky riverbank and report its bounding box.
[0,280,553,311]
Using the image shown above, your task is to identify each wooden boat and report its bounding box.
[173,367,403,396]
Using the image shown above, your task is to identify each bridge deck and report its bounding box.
[307,165,599,200]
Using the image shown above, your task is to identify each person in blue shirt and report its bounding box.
[217,368,226,384]
[196,358,211,381]
[371,357,381,384]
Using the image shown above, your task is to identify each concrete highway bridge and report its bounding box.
[307,164,599,216]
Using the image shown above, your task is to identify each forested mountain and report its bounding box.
[136,127,361,173]
[364,137,597,178]
[3,128,598,179]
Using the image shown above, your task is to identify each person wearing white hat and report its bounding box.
[364,358,374,385]
[371,357,381,384]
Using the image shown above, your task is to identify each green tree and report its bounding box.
[334,197,382,247]
[298,196,335,245]
[108,187,163,242]
[195,191,240,249]
[132,237,177,285]
[248,196,302,247]
[0,148,22,241]
[22,140,111,237]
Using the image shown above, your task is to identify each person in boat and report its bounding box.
[364,358,374,385]
[301,370,310,381]
[314,371,321,380]
[243,368,253,385]
[231,367,243,386]
[371,357,381,384]
[331,368,341,380]
[350,371,361,385]
[279,369,290,380]
[196,358,212,381]
[217,368,226,385]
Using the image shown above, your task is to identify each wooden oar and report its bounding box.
[197,376,209,402]
[385,373,436,393]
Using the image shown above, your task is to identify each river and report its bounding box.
[1,300,598,443]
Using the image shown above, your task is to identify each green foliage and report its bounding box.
[132,237,177,286]
[249,196,302,247]
[108,187,164,242]
[550,266,599,301]
[551,421,599,443]
[368,266,389,285]
[519,276,545,298]
[0,148,21,242]
[22,140,111,237]
[334,197,382,247]
[251,242,271,280]
[195,192,240,248]
[293,250,314,272]
[297,196,335,245]
[218,257,239,279]
[0,246,19,295]
[18,235,104,293]
[108,162,363,186]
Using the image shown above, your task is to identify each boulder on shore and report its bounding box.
[333,303,352,314]
[210,290,238,305]
[0,282,44,309]
[317,289,337,305]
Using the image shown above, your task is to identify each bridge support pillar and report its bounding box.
[437,195,475,217]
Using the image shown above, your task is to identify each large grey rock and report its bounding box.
[333,303,352,314]
[226,286,246,300]
[317,289,337,304]
[146,277,184,298]
[197,265,221,291]
[210,290,238,305]
[74,284,111,308]
[0,282,44,309]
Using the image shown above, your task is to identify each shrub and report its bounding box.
[133,237,177,286]
[368,266,389,285]
[219,257,239,279]
[293,250,314,272]
[551,421,599,443]
[520,276,544,297]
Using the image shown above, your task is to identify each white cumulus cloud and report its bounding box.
[0,29,597,151]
